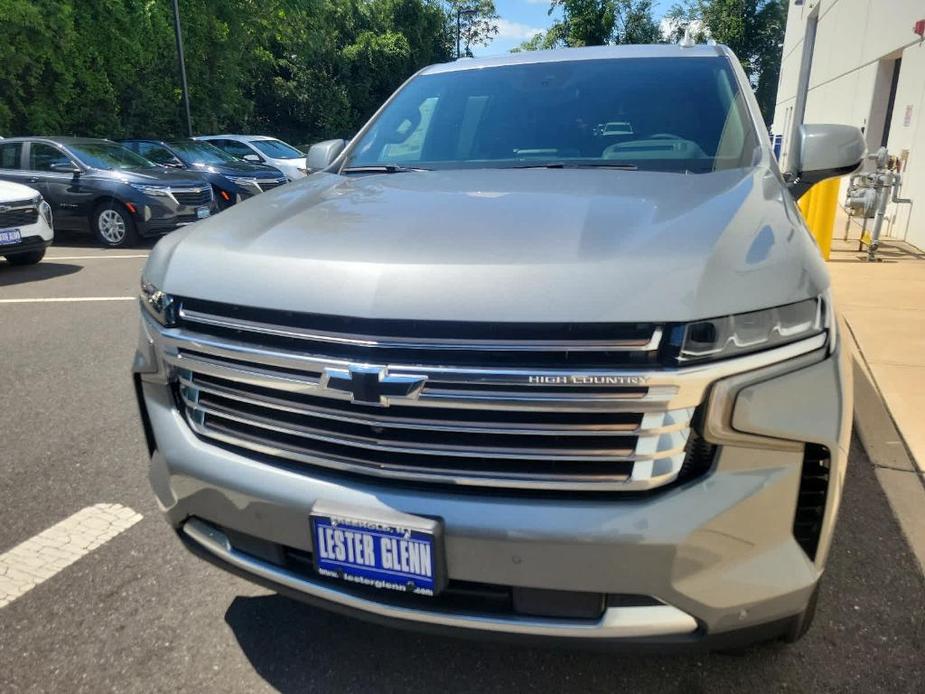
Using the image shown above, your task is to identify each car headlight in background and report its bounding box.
[37,197,53,227]
[130,183,172,197]
[225,176,263,194]
[140,277,177,327]
[672,297,827,364]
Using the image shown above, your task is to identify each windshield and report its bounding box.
[69,143,155,170]
[169,140,239,165]
[250,139,303,159]
[345,57,759,174]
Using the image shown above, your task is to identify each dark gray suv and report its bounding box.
[0,137,213,247]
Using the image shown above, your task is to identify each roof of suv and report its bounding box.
[0,136,115,145]
[421,44,729,75]
[196,134,277,141]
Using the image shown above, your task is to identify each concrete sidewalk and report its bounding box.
[828,236,925,476]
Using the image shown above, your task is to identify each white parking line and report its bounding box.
[0,297,135,304]
[0,504,142,608]
[46,254,149,260]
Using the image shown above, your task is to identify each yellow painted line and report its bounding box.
[0,504,143,608]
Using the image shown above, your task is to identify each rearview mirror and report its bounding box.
[789,124,865,199]
[242,153,262,163]
[50,161,81,175]
[307,139,346,172]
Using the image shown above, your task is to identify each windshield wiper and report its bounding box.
[510,162,638,171]
[341,164,430,174]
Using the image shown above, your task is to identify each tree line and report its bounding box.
[0,0,785,145]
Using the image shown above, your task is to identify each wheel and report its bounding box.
[92,201,138,248]
[782,582,820,643]
[4,249,46,265]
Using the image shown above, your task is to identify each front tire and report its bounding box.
[92,201,138,248]
[4,249,46,265]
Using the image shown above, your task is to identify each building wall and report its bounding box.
[772,0,925,248]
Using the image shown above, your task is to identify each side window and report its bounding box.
[137,143,181,166]
[211,139,253,159]
[0,143,23,169]
[29,143,72,171]
[380,97,438,162]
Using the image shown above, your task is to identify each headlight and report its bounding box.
[226,176,262,192]
[130,183,172,197]
[39,199,53,227]
[673,297,826,364]
[140,277,177,326]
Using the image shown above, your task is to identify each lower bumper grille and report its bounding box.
[794,444,831,559]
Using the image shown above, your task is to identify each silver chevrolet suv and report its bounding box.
[134,45,863,649]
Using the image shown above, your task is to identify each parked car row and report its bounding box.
[0,133,308,250]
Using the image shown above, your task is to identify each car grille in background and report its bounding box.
[159,297,715,492]
[172,188,212,207]
[0,201,38,228]
[257,178,287,192]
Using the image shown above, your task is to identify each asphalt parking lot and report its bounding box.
[1,241,924,693]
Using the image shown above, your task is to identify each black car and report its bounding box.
[0,137,214,247]
[120,139,289,210]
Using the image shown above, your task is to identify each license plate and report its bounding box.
[310,502,444,596]
[196,207,210,219]
[0,229,21,246]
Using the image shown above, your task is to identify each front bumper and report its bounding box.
[128,193,212,237]
[1,226,53,256]
[135,322,852,644]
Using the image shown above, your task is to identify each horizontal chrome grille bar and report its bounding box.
[179,373,695,437]
[178,306,663,352]
[188,418,638,491]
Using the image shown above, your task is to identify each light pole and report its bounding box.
[456,7,478,59]
[171,0,193,137]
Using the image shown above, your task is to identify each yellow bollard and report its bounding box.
[797,178,840,260]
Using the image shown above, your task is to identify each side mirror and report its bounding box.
[789,124,865,199]
[50,161,81,175]
[242,153,262,163]
[307,139,346,172]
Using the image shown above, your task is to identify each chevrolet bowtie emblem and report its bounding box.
[321,365,427,406]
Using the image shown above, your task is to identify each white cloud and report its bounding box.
[495,18,546,41]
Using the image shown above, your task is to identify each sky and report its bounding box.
[481,0,674,56]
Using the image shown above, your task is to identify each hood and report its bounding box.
[191,161,285,179]
[149,167,828,323]
[0,179,41,202]
[98,166,208,188]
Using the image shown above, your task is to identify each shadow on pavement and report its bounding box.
[221,439,925,692]
[0,261,81,287]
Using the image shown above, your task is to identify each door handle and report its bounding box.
[29,177,39,183]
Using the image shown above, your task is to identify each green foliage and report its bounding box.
[518,0,659,51]
[665,0,787,124]
[447,0,499,56]
[0,0,455,142]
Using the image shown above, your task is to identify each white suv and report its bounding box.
[0,180,53,265]
[193,134,307,180]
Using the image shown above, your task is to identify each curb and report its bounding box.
[849,331,925,577]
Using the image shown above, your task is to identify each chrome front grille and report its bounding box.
[257,178,287,192]
[154,298,733,491]
[0,202,38,228]
[172,188,212,207]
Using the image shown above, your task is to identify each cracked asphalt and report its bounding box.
[0,243,923,693]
